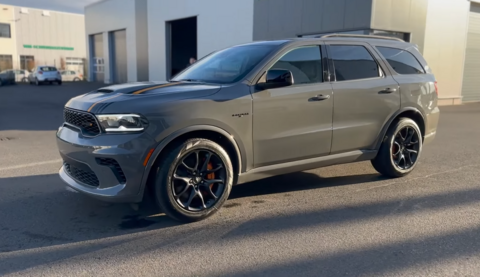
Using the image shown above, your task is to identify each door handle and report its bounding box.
[309,94,331,102]
[379,88,397,94]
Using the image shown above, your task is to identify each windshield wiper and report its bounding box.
[176,79,206,83]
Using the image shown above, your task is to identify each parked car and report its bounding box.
[60,70,83,82]
[10,69,29,83]
[28,66,62,85]
[57,34,440,222]
[0,70,15,86]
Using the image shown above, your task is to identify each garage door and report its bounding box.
[111,30,127,84]
[462,3,480,102]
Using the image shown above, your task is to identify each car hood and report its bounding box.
[65,81,222,113]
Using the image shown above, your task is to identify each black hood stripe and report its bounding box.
[132,82,181,95]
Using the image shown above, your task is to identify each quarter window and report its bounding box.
[377,47,425,75]
[271,46,323,84]
[329,45,381,81]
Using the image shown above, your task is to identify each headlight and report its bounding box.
[96,114,147,132]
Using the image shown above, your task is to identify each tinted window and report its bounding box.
[271,46,323,84]
[71,71,76,74]
[330,45,380,81]
[39,67,57,71]
[377,47,425,74]
[172,45,275,84]
[0,23,11,38]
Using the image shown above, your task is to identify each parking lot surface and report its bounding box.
[1,83,480,276]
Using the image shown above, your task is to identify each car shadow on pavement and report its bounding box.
[230,171,385,200]
[1,172,480,275]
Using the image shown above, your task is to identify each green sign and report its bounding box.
[23,44,74,51]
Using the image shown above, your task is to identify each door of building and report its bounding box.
[462,3,480,102]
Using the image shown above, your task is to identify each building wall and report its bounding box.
[253,0,373,40]
[85,0,139,83]
[423,0,470,105]
[147,0,255,81]
[13,6,86,71]
[371,0,429,52]
[0,4,17,69]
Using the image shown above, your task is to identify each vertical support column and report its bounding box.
[103,31,111,84]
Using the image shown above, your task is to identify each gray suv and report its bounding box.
[57,35,439,222]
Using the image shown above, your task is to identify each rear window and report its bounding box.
[376,47,425,75]
[39,66,57,71]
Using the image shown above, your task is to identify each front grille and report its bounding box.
[96,158,127,184]
[64,162,100,187]
[64,108,100,136]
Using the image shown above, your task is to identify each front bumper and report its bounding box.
[56,126,155,203]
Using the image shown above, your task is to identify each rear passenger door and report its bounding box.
[326,42,400,154]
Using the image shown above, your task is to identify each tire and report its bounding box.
[35,78,40,86]
[22,77,27,83]
[153,138,234,222]
[73,77,80,82]
[371,118,423,178]
[0,79,2,87]
[58,80,62,85]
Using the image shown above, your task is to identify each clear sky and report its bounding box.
[0,0,100,14]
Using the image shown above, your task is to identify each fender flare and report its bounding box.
[138,125,244,197]
[373,107,426,150]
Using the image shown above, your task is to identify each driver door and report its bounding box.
[252,45,334,167]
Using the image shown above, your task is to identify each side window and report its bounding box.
[329,45,381,81]
[71,71,76,75]
[377,47,425,75]
[271,46,323,84]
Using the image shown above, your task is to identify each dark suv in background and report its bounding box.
[57,34,439,222]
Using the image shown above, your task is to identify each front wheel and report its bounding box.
[153,138,233,222]
[371,118,423,178]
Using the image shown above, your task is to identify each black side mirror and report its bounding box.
[257,69,294,89]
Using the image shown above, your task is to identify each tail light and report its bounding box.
[38,71,43,75]
[434,81,438,96]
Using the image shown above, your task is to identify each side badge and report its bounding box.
[232,113,249,118]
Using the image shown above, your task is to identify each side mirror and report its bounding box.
[257,69,294,89]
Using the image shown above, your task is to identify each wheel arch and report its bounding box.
[140,125,244,198]
[374,108,426,150]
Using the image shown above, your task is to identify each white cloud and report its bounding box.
[0,0,100,13]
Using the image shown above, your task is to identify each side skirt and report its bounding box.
[237,150,377,185]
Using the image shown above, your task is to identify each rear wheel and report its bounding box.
[371,118,422,178]
[35,78,41,86]
[58,80,62,85]
[153,138,233,222]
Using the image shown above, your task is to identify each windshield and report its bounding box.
[172,45,276,84]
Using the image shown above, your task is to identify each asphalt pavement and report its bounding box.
[1,83,480,276]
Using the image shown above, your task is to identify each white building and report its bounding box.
[85,0,480,105]
[0,4,86,76]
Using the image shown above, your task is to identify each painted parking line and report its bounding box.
[0,159,62,171]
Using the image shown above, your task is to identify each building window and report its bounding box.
[376,47,425,75]
[0,23,11,38]
[329,45,381,81]
[0,55,13,71]
[20,55,35,71]
[271,46,323,84]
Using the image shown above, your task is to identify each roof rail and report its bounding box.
[320,34,405,42]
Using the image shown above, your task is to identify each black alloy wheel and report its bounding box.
[391,126,420,170]
[172,149,226,211]
[371,118,423,178]
[154,138,233,222]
